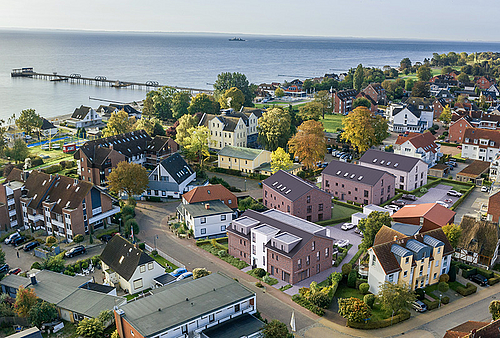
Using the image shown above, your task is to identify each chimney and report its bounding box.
[205,203,210,210]
[393,235,398,241]
[30,274,37,285]
[114,308,125,338]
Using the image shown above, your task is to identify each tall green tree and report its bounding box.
[183,126,210,169]
[439,105,452,125]
[298,101,323,121]
[354,64,364,91]
[218,87,245,111]
[171,91,191,119]
[271,147,293,173]
[357,211,392,249]
[405,78,415,92]
[400,58,412,70]
[175,114,197,146]
[490,300,500,320]
[288,120,326,169]
[6,139,30,164]
[417,66,432,82]
[108,162,149,201]
[187,93,220,115]
[457,73,470,83]
[103,110,135,137]
[16,109,42,136]
[142,87,176,120]
[213,72,253,107]
[262,319,294,338]
[352,97,371,110]
[378,281,416,314]
[134,117,165,137]
[76,317,104,338]
[257,107,292,151]
[274,87,285,97]
[314,90,333,117]
[412,81,430,97]
[29,301,58,328]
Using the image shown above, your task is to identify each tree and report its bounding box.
[271,147,292,173]
[142,87,176,120]
[354,64,364,91]
[400,58,412,70]
[274,87,284,97]
[442,223,462,248]
[257,107,292,151]
[6,139,30,164]
[378,281,415,314]
[438,281,449,293]
[103,110,135,137]
[171,91,191,119]
[490,300,500,320]
[0,120,7,156]
[218,87,245,111]
[111,331,120,338]
[341,106,388,153]
[76,317,104,338]
[457,72,470,83]
[175,114,197,146]
[14,287,38,318]
[108,162,149,200]
[288,120,326,169]
[439,105,452,124]
[183,126,210,169]
[412,81,430,97]
[29,301,58,328]
[188,93,219,115]
[357,211,392,249]
[338,297,371,323]
[16,109,42,136]
[262,319,294,338]
[213,72,253,107]
[314,90,333,117]
[417,66,432,82]
[192,268,211,279]
[298,101,322,121]
[352,97,372,110]
[134,117,165,137]
[405,79,415,92]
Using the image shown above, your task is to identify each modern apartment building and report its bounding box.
[461,128,500,162]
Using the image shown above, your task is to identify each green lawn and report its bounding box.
[149,253,179,273]
[335,284,388,321]
[321,114,344,133]
[331,204,358,220]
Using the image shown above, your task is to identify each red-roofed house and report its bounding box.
[394,132,441,166]
[444,319,500,338]
[449,117,474,143]
[391,203,456,232]
[461,128,500,161]
[475,76,495,91]
[181,184,237,210]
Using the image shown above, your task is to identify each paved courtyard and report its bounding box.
[413,184,460,205]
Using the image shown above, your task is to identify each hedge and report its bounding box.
[291,294,325,316]
[462,267,477,279]
[423,298,439,310]
[332,200,363,211]
[380,193,403,207]
[317,216,352,226]
[43,164,63,174]
[349,248,366,267]
[456,282,477,296]
[346,310,410,329]
[477,267,494,279]
[450,184,476,211]
[489,276,500,285]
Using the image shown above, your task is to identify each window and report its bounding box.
[405,257,409,264]
[263,243,265,252]
[287,205,290,212]
[252,245,256,255]
[436,260,439,267]
[200,217,206,224]
[433,273,437,279]
[318,204,323,211]
[298,259,302,269]
[404,270,408,277]
[221,215,226,221]
[388,274,393,282]
[307,215,311,221]
[221,225,226,231]
[228,199,232,204]
[306,196,311,203]
[209,314,215,322]
[364,190,369,197]
[372,255,376,266]
[140,265,146,273]
[306,256,310,265]
[252,233,256,242]
[316,251,320,261]
[133,279,143,289]
[400,176,404,183]
[235,304,240,312]
[325,248,329,257]
[312,241,315,251]
[201,228,206,235]
[162,191,166,196]
[326,180,330,187]
[438,247,441,254]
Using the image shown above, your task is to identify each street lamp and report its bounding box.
[118,218,121,233]
[439,293,442,308]
[244,178,247,192]
[154,235,158,251]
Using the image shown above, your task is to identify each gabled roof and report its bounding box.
[336,89,358,100]
[146,136,178,153]
[263,170,330,202]
[71,105,92,120]
[42,175,93,213]
[444,320,492,338]
[395,132,420,145]
[463,128,500,146]
[177,200,233,218]
[41,119,56,130]
[391,203,456,228]
[322,160,392,187]
[401,132,439,154]
[457,215,499,258]
[373,225,405,246]
[100,235,154,281]
[182,184,237,209]
[158,153,194,185]
[218,146,268,161]
[359,149,423,173]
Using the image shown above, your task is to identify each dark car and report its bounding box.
[23,241,40,252]
[12,236,26,246]
[0,264,9,274]
[100,235,112,243]
[470,274,488,286]
[393,199,406,207]
[64,245,86,258]
[402,194,417,201]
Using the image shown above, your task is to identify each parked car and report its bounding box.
[470,274,488,286]
[176,271,193,281]
[447,190,463,197]
[23,241,40,252]
[8,268,21,275]
[384,205,399,212]
[12,236,26,246]
[0,264,9,274]
[393,199,406,207]
[354,227,364,237]
[64,245,86,258]
[4,232,20,245]
[402,194,417,201]
[341,222,356,231]
[335,239,350,248]
[444,199,453,203]
[100,234,113,243]
[412,300,427,313]
[448,161,457,167]
[435,201,449,208]
[41,320,63,334]
[481,186,490,192]
[170,267,188,277]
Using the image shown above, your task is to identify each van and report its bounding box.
[4,232,20,245]
[412,300,427,312]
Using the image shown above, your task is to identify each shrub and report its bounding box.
[30,157,44,167]
[253,268,267,278]
[359,283,370,295]
[439,274,449,283]
[456,282,477,296]
[423,298,439,310]
[31,262,42,270]
[346,310,410,329]
[462,267,477,279]
[255,281,263,288]
[151,250,158,256]
[217,250,228,257]
[364,294,375,308]
[415,288,425,301]
[420,187,428,194]
[438,281,449,293]
[43,164,62,174]
[309,292,330,309]
[193,268,211,279]
[46,236,57,245]
[341,263,352,277]
[347,270,357,288]
[477,267,494,279]
[138,243,145,250]
[489,276,500,285]
[121,205,135,218]
[73,234,84,243]
[442,296,450,304]
[292,294,325,316]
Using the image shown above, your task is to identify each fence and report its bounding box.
[144,243,184,268]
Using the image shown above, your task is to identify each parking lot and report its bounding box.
[412,184,461,206]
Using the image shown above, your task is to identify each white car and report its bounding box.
[4,232,20,245]
[384,204,399,211]
[341,222,356,231]
[481,186,489,192]
[447,190,463,197]
[335,239,350,248]
[436,201,449,208]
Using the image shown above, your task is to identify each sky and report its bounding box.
[0,0,496,41]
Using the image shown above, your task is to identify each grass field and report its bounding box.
[331,203,357,220]
[321,114,344,133]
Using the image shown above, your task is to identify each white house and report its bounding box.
[145,153,196,199]
[394,132,442,167]
[462,128,500,162]
[40,118,58,137]
[100,235,165,294]
[66,105,102,128]
[386,103,433,133]
[359,149,428,191]
[176,200,233,239]
[351,204,393,226]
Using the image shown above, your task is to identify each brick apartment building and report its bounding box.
[0,176,24,230]
[321,161,395,205]
[333,89,358,114]
[6,169,119,241]
[461,128,500,162]
[449,113,500,143]
[262,170,332,222]
[227,209,334,284]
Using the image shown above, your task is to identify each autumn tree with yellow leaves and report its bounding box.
[341,106,388,153]
[288,120,326,169]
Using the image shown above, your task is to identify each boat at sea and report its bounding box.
[229,37,245,41]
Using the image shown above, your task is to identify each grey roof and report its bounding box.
[153,273,176,286]
[423,235,444,247]
[71,105,92,120]
[352,212,367,219]
[6,327,42,338]
[202,313,264,338]
[322,160,391,186]
[262,209,326,235]
[263,170,330,202]
[218,146,266,161]
[406,239,427,254]
[41,119,56,130]
[159,153,194,185]
[391,244,412,257]
[359,149,423,173]
[119,273,254,338]
[148,180,180,192]
[57,288,124,318]
[253,224,280,236]
[100,235,154,281]
[391,223,422,236]
[177,200,232,218]
[274,232,301,244]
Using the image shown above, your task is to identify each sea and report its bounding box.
[1,29,500,121]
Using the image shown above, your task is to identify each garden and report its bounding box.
[196,238,249,270]
[247,268,278,286]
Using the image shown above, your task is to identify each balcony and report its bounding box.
[10,220,17,227]
[28,214,43,222]
[88,206,120,224]
[9,210,16,217]
[52,219,64,228]
[7,199,15,206]
[92,207,102,216]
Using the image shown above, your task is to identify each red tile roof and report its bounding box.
[182,184,237,209]
[391,203,456,228]
[396,132,438,153]
[463,128,500,147]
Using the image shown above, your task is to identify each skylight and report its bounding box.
[285,189,291,194]
[336,170,341,175]
[350,174,355,179]
[358,176,363,180]
[373,159,377,163]
[394,163,399,167]
[42,180,46,186]
[75,187,80,192]
[343,173,349,177]
[272,182,278,186]
[66,201,71,207]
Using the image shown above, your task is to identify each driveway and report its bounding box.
[453,187,489,222]
[413,184,459,206]
[208,172,263,200]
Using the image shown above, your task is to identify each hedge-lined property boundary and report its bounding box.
[347,310,410,329]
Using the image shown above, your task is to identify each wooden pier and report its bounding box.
[11,68,213,94]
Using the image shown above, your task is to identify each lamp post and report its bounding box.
[154,235,158,251]
[439,293,442,308]
[244,178,247,192]
[118,218,121,233]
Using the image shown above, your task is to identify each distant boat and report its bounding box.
[229,37,245,41]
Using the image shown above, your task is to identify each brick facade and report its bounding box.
[449,117,473,143]
[228,231,252,265]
